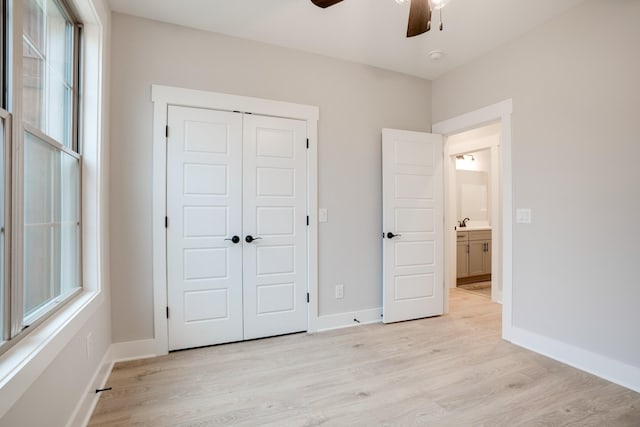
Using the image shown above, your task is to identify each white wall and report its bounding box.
[433,0,640,368]
[109,13,432,342]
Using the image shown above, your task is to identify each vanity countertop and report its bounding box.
[457,226,492,231]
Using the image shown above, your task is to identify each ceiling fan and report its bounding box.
[310,0,445,38]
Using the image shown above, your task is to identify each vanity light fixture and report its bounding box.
[456,154,475,161]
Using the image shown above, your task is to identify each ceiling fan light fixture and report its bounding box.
[429,0,450,10]
[312,0,450,38]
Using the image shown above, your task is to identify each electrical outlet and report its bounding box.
[335,284,344,299]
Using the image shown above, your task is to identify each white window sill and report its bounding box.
[0,289,102,418]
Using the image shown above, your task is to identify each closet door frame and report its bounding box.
[151,85,319,356]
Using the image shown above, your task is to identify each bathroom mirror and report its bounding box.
[456,170,489,224]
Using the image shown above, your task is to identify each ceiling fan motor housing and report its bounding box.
[310,0,434,38]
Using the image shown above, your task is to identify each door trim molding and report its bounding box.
[151,85,320,355]
[432,99,514,341]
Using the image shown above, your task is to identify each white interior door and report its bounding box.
[382,128,444,323]
[167,106,244,350]
[242,114,308,340]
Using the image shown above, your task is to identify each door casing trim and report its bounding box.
[152,85,320,355]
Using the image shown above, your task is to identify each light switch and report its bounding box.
[516,208,532,224]
[319,208,328,223]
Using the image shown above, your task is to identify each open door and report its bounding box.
[382,128,444,323]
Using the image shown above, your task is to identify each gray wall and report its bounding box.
[433,0,640,367]
[110,13,432,342]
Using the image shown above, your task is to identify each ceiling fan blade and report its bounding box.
[310,0,344,8]
[406,0,431,37]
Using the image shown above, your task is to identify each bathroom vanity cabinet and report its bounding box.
[457,229,491,281]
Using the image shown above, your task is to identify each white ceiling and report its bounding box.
[108,0,585,80]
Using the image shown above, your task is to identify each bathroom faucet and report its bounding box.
[459,218,470,228]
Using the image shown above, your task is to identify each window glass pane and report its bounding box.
[23,132,80,320]
[22,40,44,131]
[23,0,45,53]
[24,134,56,316]
[22,0,74,148]
[60,152,80,294]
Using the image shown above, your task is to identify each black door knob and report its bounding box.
[224,235,240,244]
[245,235,262,243]
[386,232,402,239]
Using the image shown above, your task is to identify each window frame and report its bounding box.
[0,0,83,353]
[0,109,10,344]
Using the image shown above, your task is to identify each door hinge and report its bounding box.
[306,215,309,226]
[165,125,169,138]
[166,306,169,319]
[306,138,309,149]
[165,216,168,228]
[307,293,310,303]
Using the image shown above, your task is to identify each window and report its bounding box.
[0,0,82,348]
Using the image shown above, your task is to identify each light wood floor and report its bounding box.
[89,289,640,426]
[457,281,492,298]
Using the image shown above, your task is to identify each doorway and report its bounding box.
[432,99,513,340]
[446,124,501,303]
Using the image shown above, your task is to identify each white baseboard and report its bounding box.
[509,326,640,393]
[66,350,114,427]
[108,338,159,363]
[316,307,382,332]
[66,338,162,427]
[492,290,503,304]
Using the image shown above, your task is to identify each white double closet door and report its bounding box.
[167,106,308,351]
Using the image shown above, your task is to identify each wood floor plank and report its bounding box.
[89,289,640,426]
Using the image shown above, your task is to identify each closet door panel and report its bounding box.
[242,114,308,340]
[166,106,244,351]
